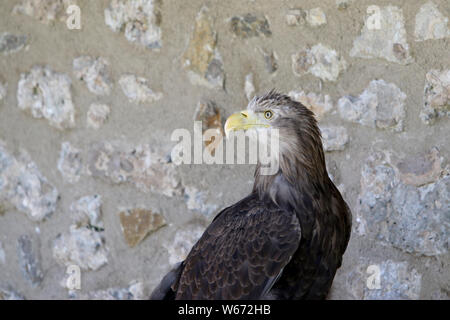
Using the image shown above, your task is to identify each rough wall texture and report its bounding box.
[0,0,449,300]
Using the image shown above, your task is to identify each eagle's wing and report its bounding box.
[175,194,301,300]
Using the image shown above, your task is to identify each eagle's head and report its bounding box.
[224,90,327,190]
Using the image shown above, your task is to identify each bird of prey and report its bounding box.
[151,91,352,300]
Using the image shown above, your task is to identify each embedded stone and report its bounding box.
[70,195,103,230]
[0,33,27,55]
[292,44,347,82]
[164,222,205,265]
[87,103,110,129]
[184,186,219,217]
[119,208,166,248]
[289,89,333,120]
[394,147,443,187]
[350,6,413,64]
[230,14,272,38]
[420,69,450,125]
[356,150,449,256]
[285,9,306,26]
[17,66,75,130]
[12,0,73,24]
[415,1,450,41]
[53,195,106,271]
[319,126,349,152]
[104,0,162,49]
[260,49,278,74]
[119,74,162,104]
[338,79,406,132]
[73,56,112,96]
[0,142,59,222]
[53,225,108,271]
[57,142,82,184]
[183,7,224,89]
[17,235,44,287]
[306,8,327,27]
[68,281,144,300]
[0,288,25,300]
[86,142,182,197]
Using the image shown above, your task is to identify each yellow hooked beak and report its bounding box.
[224,110,270,137]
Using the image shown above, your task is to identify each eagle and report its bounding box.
[151,91,352,300]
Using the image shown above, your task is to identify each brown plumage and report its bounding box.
[151,91,352,300]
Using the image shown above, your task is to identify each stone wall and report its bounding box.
[0,0,449,300]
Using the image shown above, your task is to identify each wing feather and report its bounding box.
[176,194,301,300]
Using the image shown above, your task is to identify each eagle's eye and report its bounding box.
[264,110,273,120]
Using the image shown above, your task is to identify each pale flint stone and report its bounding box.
[73,56,112,96]
[87,142,182,197]
[53,195,107,270]
[285,9,306,26]
[87,103,110,129]
[17,234,44,287]
[53,224,108,271]
[57,142,82,184]
[292,44,347,82]
[260,49,278,74]
[184,186,218,217]
[306,8,327,27]
[0,33,27,55]
[356,150,449,256]
[415,1,450,41]
[338,79,406,132]
[17,66,75,130]
[0,288,25,300]
[68,281,145,300]
[119,74,162,104]
[420,69,450,125]
[12,0,74,24]
[104,0,162,49]
[164,223,205,265]
[394,147,443,187]
[0,142,59,222]
[70,195,103,230]
[350,6,413,64]
[289,90,333,120]
[319,126,349,152]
